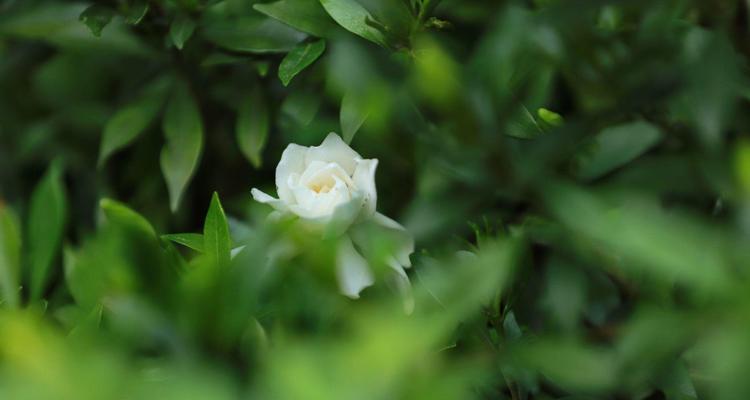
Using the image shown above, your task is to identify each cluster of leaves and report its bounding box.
[3,0,750,399]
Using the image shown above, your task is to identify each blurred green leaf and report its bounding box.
[254,0,339,37]
[340,91,368,143]
[319,0,388,47]
[79,5,114,37]
[202,16,307,53]
[279,39,326,87]
[160,82,204,212]
[0,204,21,308]
[163,233,205,253]
[576,120,663,180]
[204,192,231,268]
[236,90,270,168]
[98,82,168,166]
[124,0,150,25]
[27,162,67,301]
[170,13,196,50]
[99,199,156,239]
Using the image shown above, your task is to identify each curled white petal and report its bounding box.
[305,132,361,175]
[336,235,374,298]
[251,188,289,212]
[352,158,378,219]
[275,143,308,205]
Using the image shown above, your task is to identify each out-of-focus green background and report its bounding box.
[2,0,750,399]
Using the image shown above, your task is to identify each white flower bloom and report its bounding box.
[251,133,413,307]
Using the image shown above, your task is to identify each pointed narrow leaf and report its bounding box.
[279,39,326,86]
[0,204,21,308]
[254,0,338,37]
[162,233,205,252]
[160,83,204,212]
[319,0,387,46]
[27,163,67,300]
[237,91,270,168]
[99,89,165,166]
[340,91,368,143]
[203,192,231,268]
[170,13,196,50]
[100,198,156,238]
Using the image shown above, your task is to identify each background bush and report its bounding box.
[1,0,750,399]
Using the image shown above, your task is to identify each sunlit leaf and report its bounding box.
[0,204,21,308]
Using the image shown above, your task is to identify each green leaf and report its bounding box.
[279,39,326,86]
[340,91,368,143]
[124,0,149,25]
[170,13,196,50]
[538,108,563,127]
[319,0,387,47]
[98,86,166,166]
[27,162,67,300]
[202,16,306,53]
[160,82,204,212]
[203,192,231,268]
[254,0,338,37]
[79,5,114,37]
[99,199,156,239]
[0,204,21,308]
[236,91,270,168]
[576,120,663,180]
[162,233,205,253]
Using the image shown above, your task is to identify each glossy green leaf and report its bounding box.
[170,13,196,50]
[163,233,205,253]
[0,204,21,308]
[202,16,306,53]
[203,192,231,268]
[576,120,663,180]
[79,5,114,37]
[160,83,204,212]
[279,39,326,86]
[98,88,165,166]
[319,0,387,47]
[99,199,156,239]
[254,0,338,37]
[236,91,269,168]
[340,91,368,143]
[27,162,67,300]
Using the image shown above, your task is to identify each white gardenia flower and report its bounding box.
[251,133,413,309]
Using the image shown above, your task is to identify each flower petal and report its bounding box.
[251,188,289,212]
[292,191,365,237]
[306,133,361,175]
[352,158,378,219]
[336,235,374,299]
[275,143,308,205]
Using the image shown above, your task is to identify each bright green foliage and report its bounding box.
[0,205,21,308]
